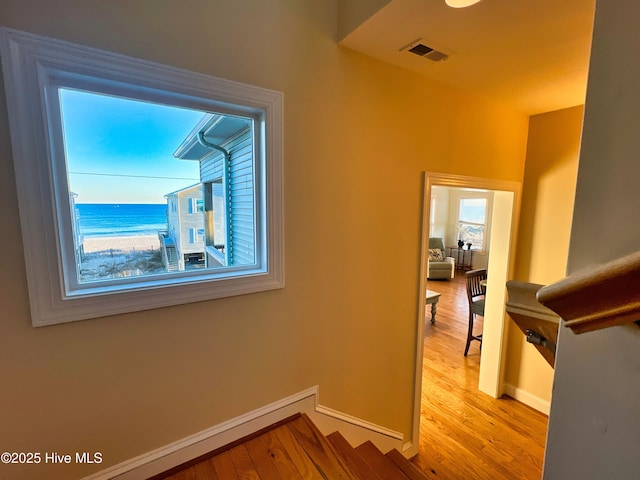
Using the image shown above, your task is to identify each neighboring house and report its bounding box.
[161,184,205,271]
[173,114,255,269]
[69,191,84,265]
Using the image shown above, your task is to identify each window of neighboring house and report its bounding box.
[1,28,284,326]
[188,198,204,214]
[458,197,487,250]
[189,228,205,244]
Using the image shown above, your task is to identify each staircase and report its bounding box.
[164,245,180,272]
[159,232,180,272]
[154,413,428,480]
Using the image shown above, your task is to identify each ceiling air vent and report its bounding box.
[402,39,451,62]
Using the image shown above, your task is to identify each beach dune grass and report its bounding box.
[79,235,165,282]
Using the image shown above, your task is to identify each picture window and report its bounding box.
[458,197,487,250]
[0,28,284,326]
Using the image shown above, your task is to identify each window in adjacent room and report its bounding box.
[458,197,487,251]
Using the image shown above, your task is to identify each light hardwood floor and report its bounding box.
[155,414,429,479]
[412,272,549,479]
[155,272,547,479]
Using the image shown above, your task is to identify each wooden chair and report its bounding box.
[464,268,487,356]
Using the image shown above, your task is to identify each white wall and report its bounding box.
[429,185,450,239]
[543,0,640,477]
[479,190,515,396]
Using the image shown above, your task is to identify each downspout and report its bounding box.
[197,131,233,266]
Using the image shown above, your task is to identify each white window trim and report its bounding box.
[0,28,284,327]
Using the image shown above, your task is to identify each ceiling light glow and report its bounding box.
[445,0,482,8]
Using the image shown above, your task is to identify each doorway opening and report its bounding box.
[410,172,522,449]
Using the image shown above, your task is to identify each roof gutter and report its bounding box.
[197,131,233,266]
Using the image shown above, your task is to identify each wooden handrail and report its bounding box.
[537,250,640,334]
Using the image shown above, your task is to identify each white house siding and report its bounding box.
[199,128,255,266]
[166,197,180,241]
[178,191,204,255]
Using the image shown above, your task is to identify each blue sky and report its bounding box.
[460,198,486,223]
[60,88,205,204]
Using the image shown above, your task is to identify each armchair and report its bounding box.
[427,237,455,280]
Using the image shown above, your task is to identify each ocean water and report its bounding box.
[76,204,167,237]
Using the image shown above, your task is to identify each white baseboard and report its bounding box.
[81,386,405,480]
[309,403,403,456]
[503,383,551,415]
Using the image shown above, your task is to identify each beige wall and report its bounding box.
[0,1,528,478]
[338,0,391,40]
[505,105,583,406]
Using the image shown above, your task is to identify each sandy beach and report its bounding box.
[80,235,164,281]
[83,234,160,254]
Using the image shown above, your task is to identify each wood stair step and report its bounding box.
[259,427,315,479]
[286,414,359,479]
[153,413,430,480]
[385,449,430,480]
[355,441,411,480]
[327,431,385,480]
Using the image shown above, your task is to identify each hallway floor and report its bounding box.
[413,272,548,479]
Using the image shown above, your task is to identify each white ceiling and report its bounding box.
[339,0,596,115]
